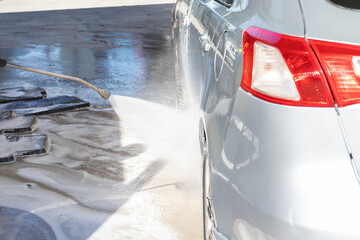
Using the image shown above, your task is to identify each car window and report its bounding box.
[329,0,360,9]
[215,0,234,8]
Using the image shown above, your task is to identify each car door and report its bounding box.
[187,0,227,108]
[201,0,258,238]
[201,0,241,167]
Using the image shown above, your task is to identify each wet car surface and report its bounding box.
[173,0,360,239]
[0,3,202,239]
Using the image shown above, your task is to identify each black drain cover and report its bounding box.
[0,87,46,103]
[0,95,90,116]
[0,115,38,134]
[0,134,49,163]
[0,207,56,240]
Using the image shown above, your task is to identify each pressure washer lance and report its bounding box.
[0,58,111,100]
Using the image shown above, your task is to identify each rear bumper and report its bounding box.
[211,88,360,240]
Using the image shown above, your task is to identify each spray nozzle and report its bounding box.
[0,58,7,68]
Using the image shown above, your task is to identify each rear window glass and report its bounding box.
[329,0,360,9]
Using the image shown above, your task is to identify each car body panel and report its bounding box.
[335,105,360,181]
[199,7,241,167]
[189,0,306,166]
[300,0,360,44]
[172,0,360,239]
[213,88,360,239]
[300,0,360,183]
[187,0,211,103]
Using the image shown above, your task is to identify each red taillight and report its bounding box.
[241,27,334,107]
[309,39,360,107]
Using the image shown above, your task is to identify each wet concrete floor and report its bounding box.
[0,4,202,240]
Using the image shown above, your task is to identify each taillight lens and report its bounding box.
[309,39,360,107]
[241,27,334,107]
[252,41,300,101]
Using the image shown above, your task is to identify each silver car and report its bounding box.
[172,0,360,239]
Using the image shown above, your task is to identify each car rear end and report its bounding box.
[213,1,360,239]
